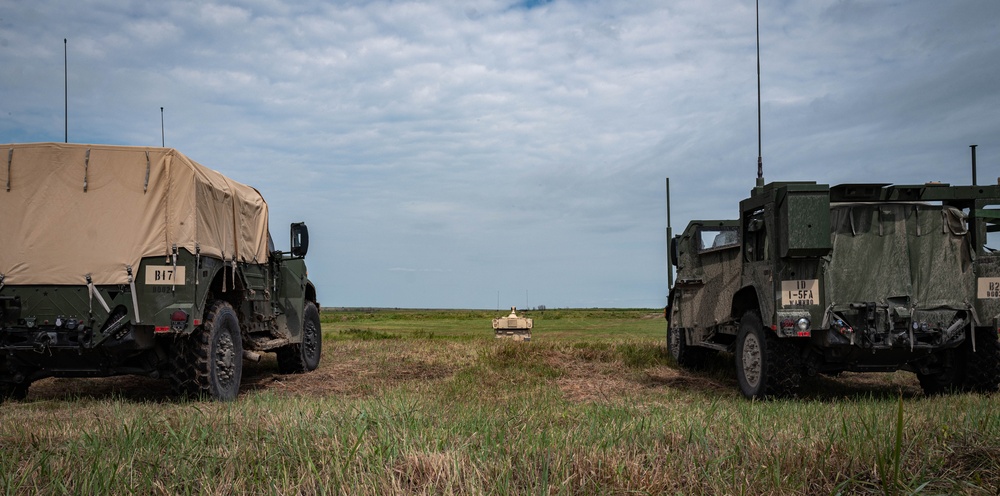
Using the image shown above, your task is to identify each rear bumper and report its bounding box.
[495,329,531,342]
[0,323,161,381]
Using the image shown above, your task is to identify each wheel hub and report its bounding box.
[215,332,236,384]
[742,333,762,389]
[304,323,317,356]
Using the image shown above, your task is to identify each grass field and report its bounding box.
[1,308,998,494]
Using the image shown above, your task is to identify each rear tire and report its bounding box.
[735,311,801,399]
[0,381,28,402]
[917,348,963,395]
[277,302,322,374]
[668,326,712,369]
[919,328,1000,395]
[961,327,1000,393]
[171,300,243,401]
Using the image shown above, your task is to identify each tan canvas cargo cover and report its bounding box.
[0,143,269,285]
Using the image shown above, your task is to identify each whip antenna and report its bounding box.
[64,39,68,143]
[755,0,764,187]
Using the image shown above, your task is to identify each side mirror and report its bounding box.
[290,222,309,258]
[670,236,679,267]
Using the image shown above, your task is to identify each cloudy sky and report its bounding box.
[2,1,998,309]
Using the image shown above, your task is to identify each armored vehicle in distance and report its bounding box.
[667,180,1000,398]
[0,143,321,402]
[493,307,532,341]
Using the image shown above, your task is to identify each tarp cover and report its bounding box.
[0,143,269,285]
[826,203,973,310]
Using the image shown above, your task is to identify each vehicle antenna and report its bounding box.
[161,107,165,147]
[64,39,68,143]
[755,0,764,187]
[666,177,673,289]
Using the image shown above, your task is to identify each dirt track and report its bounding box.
[20,342,924,403]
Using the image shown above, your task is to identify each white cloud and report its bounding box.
[198,4,251,26]
[3,0,999,307]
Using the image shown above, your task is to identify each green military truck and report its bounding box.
[667,180,1000,398]
[0,143,320,401]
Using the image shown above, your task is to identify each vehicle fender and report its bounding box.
[731,285,763,325]
[305,280,318,308]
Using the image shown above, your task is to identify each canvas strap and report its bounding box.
[86,274,111,313]
[221,251,227,293]
[171,244,178,293]
[143,151,151,193]
[195,244,200,293]
[83,149,90,192]
[5,148,11,192]
[127,265,140,323]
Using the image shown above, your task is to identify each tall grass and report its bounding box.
[1,309,997,494]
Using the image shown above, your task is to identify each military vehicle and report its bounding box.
[0,143,320,402]
[667,179,1000,398]
[493,307,532,341]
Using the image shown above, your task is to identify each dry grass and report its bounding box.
[2,309,998,494]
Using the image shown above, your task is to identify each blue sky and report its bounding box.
[2,1,999,308]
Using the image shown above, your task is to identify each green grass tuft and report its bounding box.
[337,328,400,340]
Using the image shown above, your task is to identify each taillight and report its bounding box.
[170,310,189,331]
